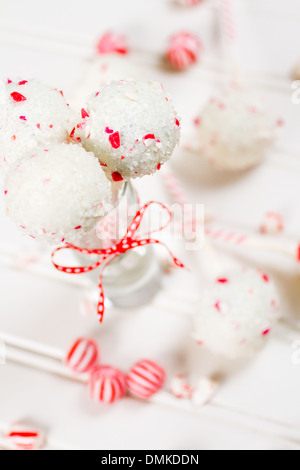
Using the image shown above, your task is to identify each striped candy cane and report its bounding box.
[220,0,236,44]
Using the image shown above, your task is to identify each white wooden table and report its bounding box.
[0,0,299,450]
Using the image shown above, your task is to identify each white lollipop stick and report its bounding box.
[205,225,299,263]
[0,331,64,361]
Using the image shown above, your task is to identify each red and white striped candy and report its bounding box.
[89,366,126,404]
[126,360,166,399]
[175,0,205,6]
[96,32,128,55]
[166,32,201,70]
[260,212,284,235]
[65,338,99,374]
[170,374,192,399]
[3,424,46,450]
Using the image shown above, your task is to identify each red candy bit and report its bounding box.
[96,32,128,55]
[74,225,82,230]
[217,278,229,284]
[18,80,28,85]
[297,244,300,263]
[11,135,16,141]
[111,172,123,182]
[105,127,114,134]
[89,366,126,404]
[157,163,161,170]
[10,91,27,102]
[65,338,99,374]
[19,116,26,121]
[3,424,46,450]
[4,190,7,195]
[143,134,155,140]
[36,123,40,129]
[109,131,120,149]
[175,118,180,127]
[262,329,271,336]
[7,78,12,84]
[260,272,269,283]
[81,108,89,119]
[126,359,166,400]
[69,127,76,139]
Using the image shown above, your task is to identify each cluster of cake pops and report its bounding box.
[1,79,180,244]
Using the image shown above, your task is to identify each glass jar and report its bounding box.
[77,182,162,309]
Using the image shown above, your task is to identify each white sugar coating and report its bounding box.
[75,80,180,181]
[193,268,280,359]
[4,143,111,244]
[0,79,73,178]
[198,87,279,171]
[70,56,146,109]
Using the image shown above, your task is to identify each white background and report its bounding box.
[0,0,300,450]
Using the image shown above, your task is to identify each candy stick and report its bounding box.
[205,225,299,262]
[4,343,87,384]
[161,167,298,265]
[160,167,213,237]
[0,245,94,289]
[0,331,64,361]
[0,332,100,375]
[219,0,240,80]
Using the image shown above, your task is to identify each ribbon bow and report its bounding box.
[52,201,185,323]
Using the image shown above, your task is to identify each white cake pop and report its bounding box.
[193,268,280,359]
[0,79,73,178]
[4,143,110,244]
[74,80,181,181]
[198,87,280,171]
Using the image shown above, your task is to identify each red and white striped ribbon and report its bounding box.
[52,201,185,323]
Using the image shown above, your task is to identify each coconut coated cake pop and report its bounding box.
[74,80,180,181]
[193,268,280,359]
[4,143,110,244]
[198,87,279,171]
[0,79,73,178]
